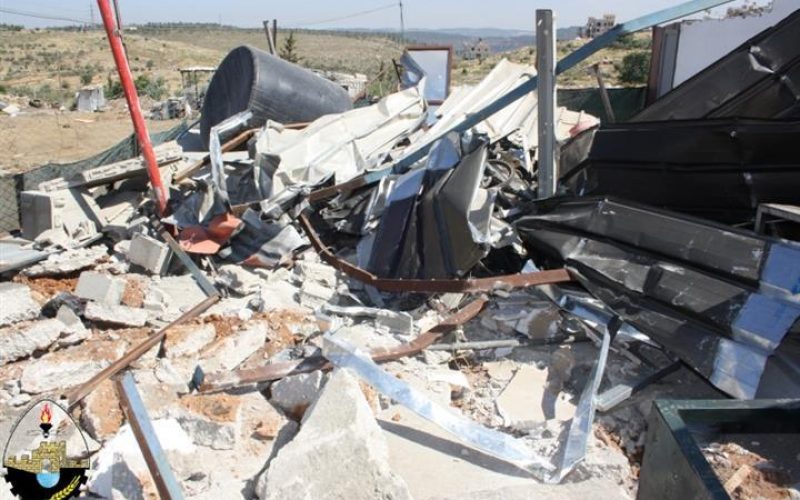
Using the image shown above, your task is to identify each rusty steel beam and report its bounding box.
[116,373,185,500]
[198,297,488,393]
[298,213,572,293]
[67,295,220,408]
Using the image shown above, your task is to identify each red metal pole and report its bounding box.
[96,0,168,216]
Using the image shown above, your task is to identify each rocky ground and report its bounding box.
[0,234,738,500]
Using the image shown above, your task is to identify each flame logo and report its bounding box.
[40,403,52,424]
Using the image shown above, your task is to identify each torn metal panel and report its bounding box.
[559,120,800,225]
[515,200,800,399]
[366,136,495,279]
[116,373,185,500]
[321,333,554,475]
[224,209,305,268]
[253,85,425,197]
[299,212,572,293]
[634,9,800,121]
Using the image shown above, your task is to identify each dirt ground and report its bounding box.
[0,107,182,173]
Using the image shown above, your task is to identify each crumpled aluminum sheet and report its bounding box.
[321,333,555,475]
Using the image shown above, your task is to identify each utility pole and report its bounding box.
[399,1,405,43]
[536,9,557,199]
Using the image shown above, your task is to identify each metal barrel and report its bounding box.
[200,45,352,147]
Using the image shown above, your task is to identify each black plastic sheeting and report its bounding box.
[515,197,800,399]
[558,118,800,225]
[200,45,352,148]
[634,8,800,121]
[366,134,495,280]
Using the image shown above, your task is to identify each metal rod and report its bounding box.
[593,63,616,123]
[263,20,276,55]
[67,295,220,407]
[117,373,185,500]
[536,9,557,199]
[159,230,219,297]
[272,19,278,50]
[96,0,168,216]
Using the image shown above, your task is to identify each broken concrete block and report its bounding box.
[127,232,172,274]
[257,280,304,312]
[201,320,269,373]
[163,323,216,358]
[81,378,124,441]
[148,275,207,318]
[75,271,126,305]
[495,365,575,428]
[298,280,335,309]
[323,303,414,336]
[259,369,411,500]
[293,260,338,288]
[20,339,126,393]
[269,370,325,417]
[239,392,290,441]
[178,393,242,450]
[0,319,65,365]
[23,245,108,277]
[19,188,106,241]
[55,305,89,347]
[216,264,263,295]
[84,302,148,327]
[0,282,39,326]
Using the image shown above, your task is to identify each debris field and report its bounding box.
[1,2,800,499]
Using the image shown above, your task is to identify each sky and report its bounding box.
[0,0,770,32]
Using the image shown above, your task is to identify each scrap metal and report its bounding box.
[321,333,555,475]
[116,372,185,500]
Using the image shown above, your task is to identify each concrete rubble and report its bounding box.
[2,9,800,499]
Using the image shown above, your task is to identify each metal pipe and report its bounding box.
[536,9,557,199]
[117,373,185,500]
[96,0,168,216]
[593,63,616,123]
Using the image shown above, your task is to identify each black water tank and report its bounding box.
[200,45,352,147]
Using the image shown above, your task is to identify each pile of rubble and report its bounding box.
[2,5,800,499]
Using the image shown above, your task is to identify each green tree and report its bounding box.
[617,52,650,84]
[79,65,95,86]
[280,31,301,64]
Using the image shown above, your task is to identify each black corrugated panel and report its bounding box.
[633,9,800,121]
[558,119,800,225]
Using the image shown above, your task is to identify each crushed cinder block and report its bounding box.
[75,271,126,305]
[330,323,402,352]
[127,232,172,274]
[258,369,411,500]
[298,280,336,309]
[269,370,325,417]
[242,393,290,441]
[84,302,148,327]
[20,339,126,393]
[201,320,269,373]
[216,264,263,295]
[148,275,207,318]
[495,365,576,428]
[256,280,304,312]
[0,316,86,366]
[322,303,414,335]
[0,282,39,326]
[81,378,124,441]
[177,393,242,450]
[19,188,106,241]
[23,245,108,277]
[55,305,89,346]
[293,260,338,288]
[163,323,216,358]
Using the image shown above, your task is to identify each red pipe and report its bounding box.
[96,0,168,216]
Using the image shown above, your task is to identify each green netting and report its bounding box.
[558,87,647,123]
[17,121,189,191]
